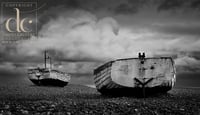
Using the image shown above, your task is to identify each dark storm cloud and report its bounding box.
[157,0,184,11]
[190,0,200,9]
[1,0,200,15]
[41,0,200,13]
[34,0,146,32]
[113,0,146,14]
[35,0,146,17]
[157,0,200,11]
[114,3,138,14]
[1,0,200,74]
[153,24,200,36]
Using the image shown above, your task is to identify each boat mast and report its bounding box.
[44,51,47,68]
[44,51,52,69]
[49,57,52,69]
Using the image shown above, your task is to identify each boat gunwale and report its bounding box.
[94,57,174,74]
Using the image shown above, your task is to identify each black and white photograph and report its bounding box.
[0,0,200,114]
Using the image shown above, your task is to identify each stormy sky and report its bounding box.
[0,0,200,79]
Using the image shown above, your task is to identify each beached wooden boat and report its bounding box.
[27,51,70,87]
[94,53,176,96]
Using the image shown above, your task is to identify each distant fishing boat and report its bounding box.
[94,53,176,96]
[27,51,70,87]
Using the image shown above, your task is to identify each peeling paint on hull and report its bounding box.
[94,57,176,96]
[28,68,70,87]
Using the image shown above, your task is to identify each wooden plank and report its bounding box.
[111,58,175,88]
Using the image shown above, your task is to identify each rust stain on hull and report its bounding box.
[93,53,176,96]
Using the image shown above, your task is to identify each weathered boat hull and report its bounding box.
[28,68,70,87]
[29,79,69,87]
[94,57,176,96]
[97,81,172,96]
